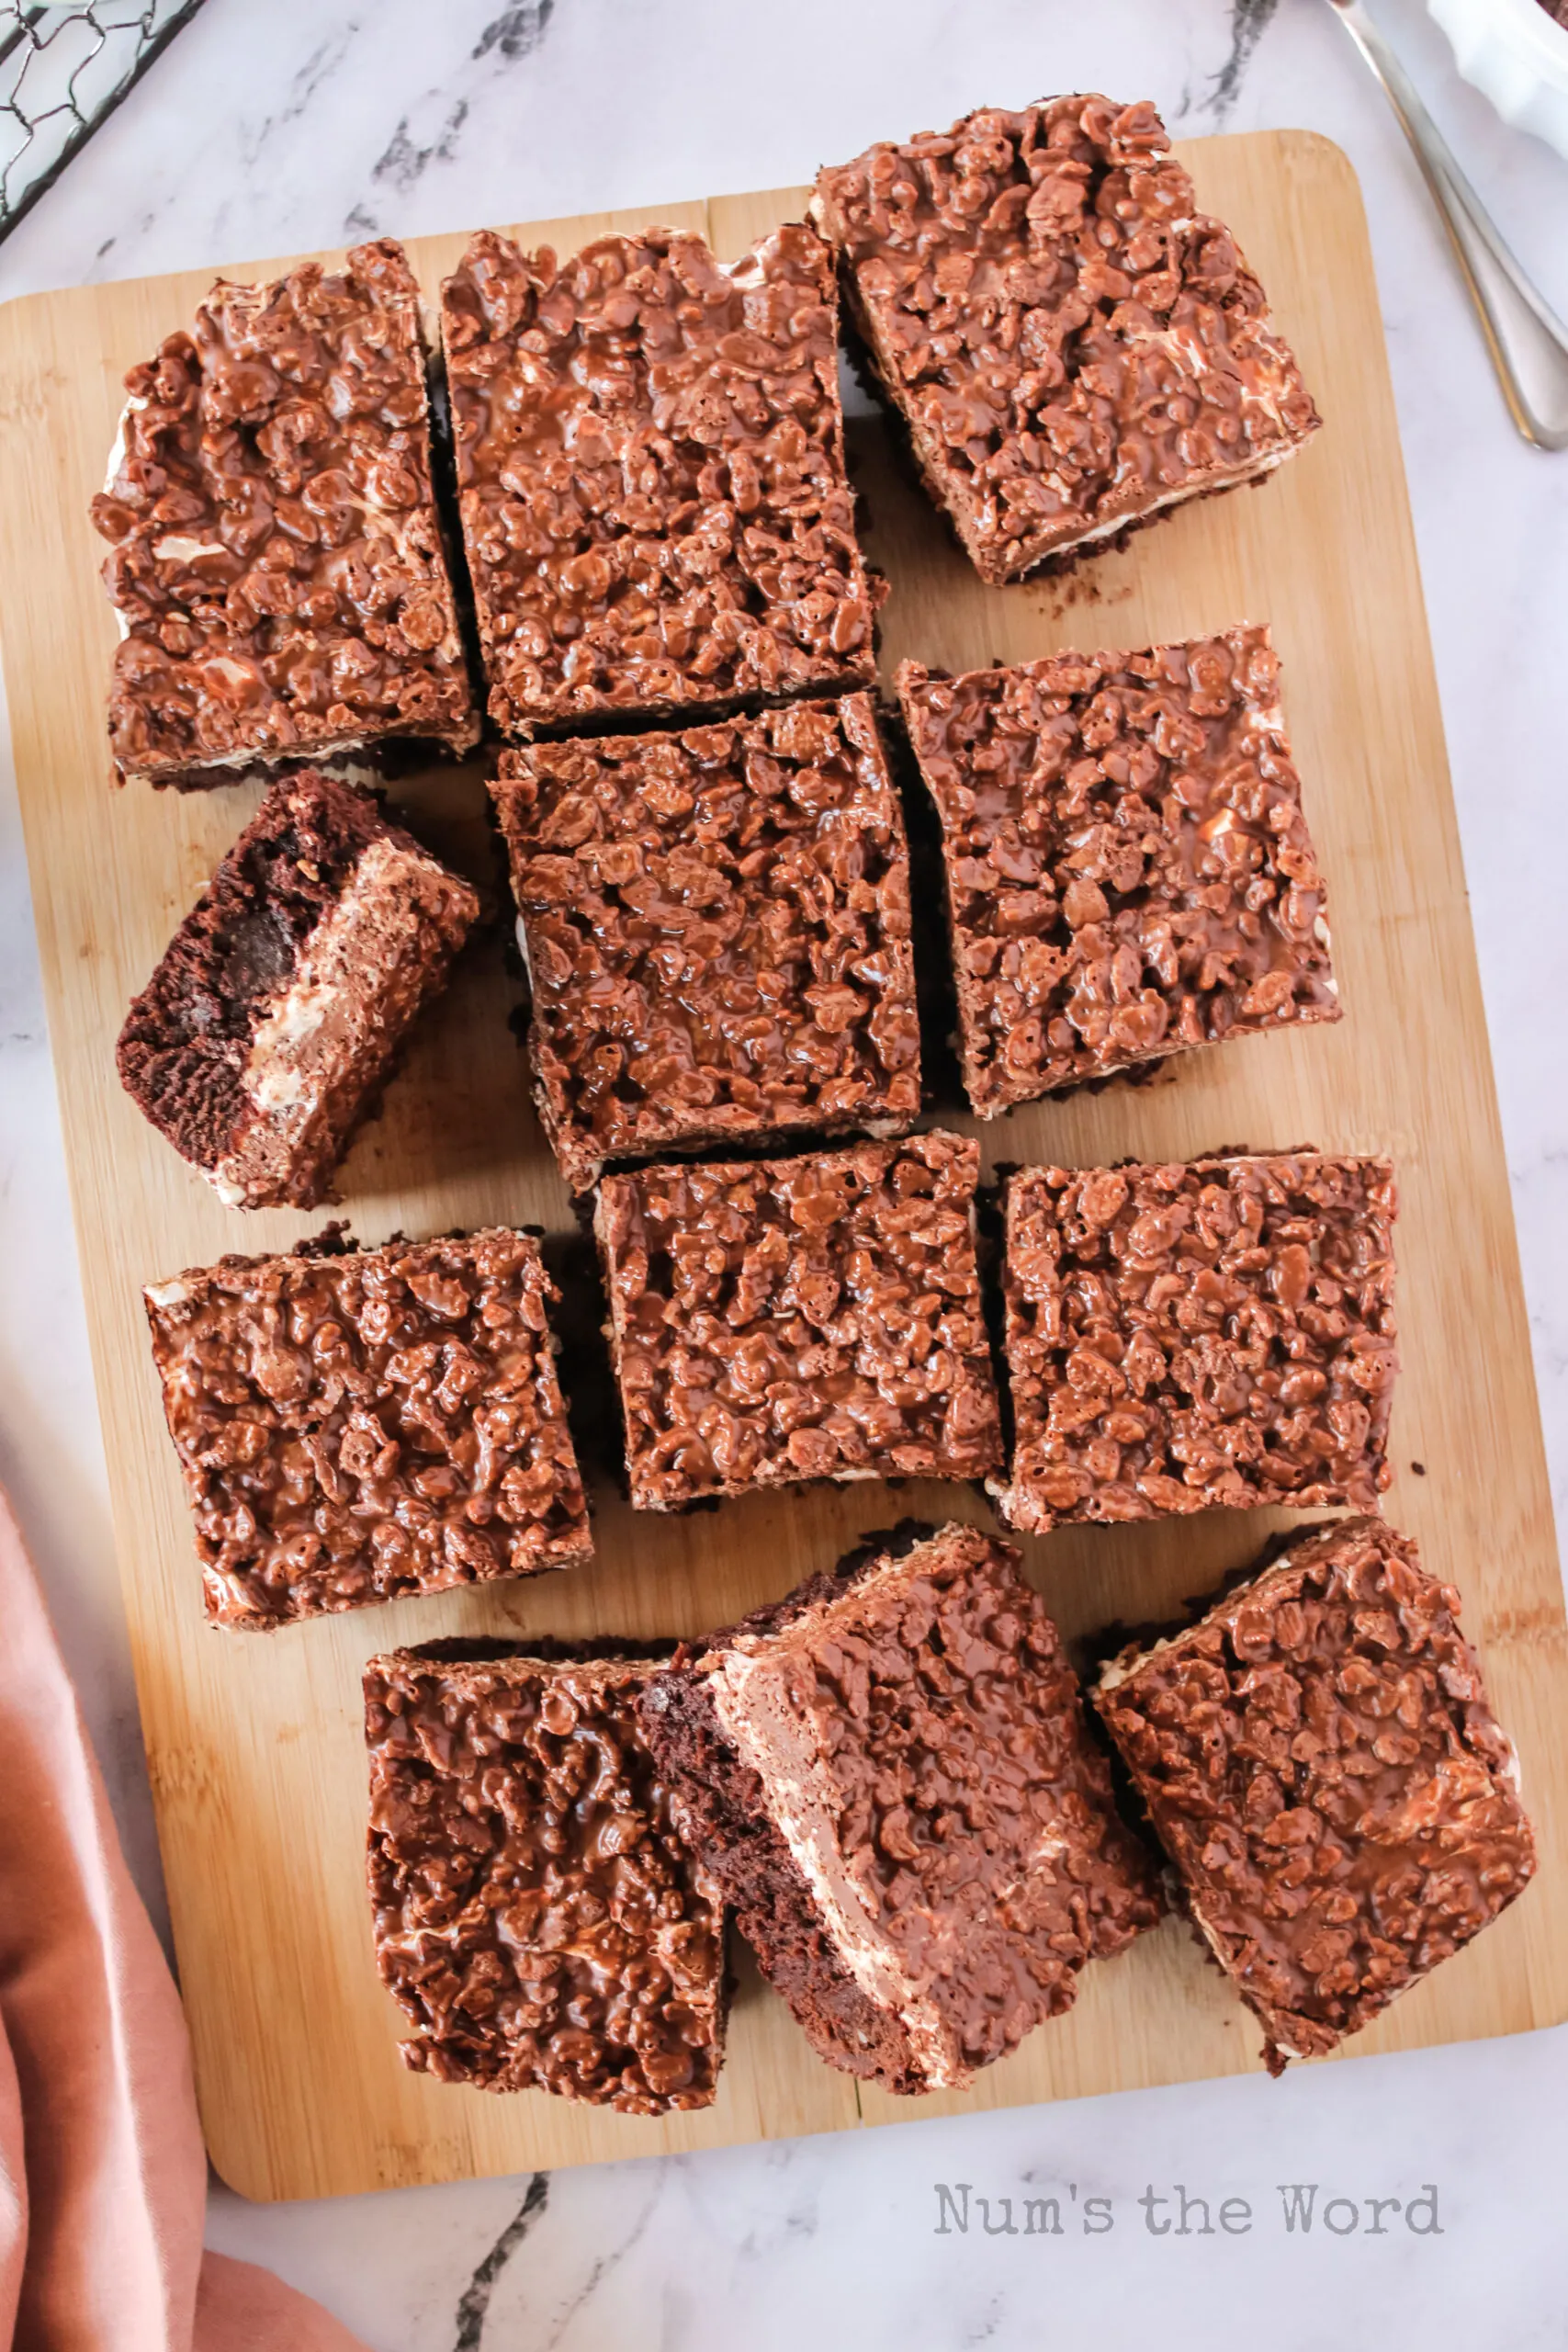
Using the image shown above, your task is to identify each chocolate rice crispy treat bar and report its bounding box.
[440,221,878,735]
[144,1227,591,1630]
[897,628,1338,1115]
[993,1154,1397,1532]
[812,96,1320,585]
[116,768,479,1212]
[91,240,478,789]
[1095,1517,1536,2073]
[367,1638,726,2111]
[641,1521,1162,2093]
[595,1133,1002,1511]
[491,695,920,1193]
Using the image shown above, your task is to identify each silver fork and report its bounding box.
[1326,0,1568,449]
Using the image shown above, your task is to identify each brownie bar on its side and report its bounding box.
[91,240,478,789]
[594,1133,1002,1510]
[1095,1517,1537,2073]
[993,1154,1398,1532]
[491,695,920,1192]
[367,1639,727,2112]
[897,629,1339,1115]
[641,1522,1163,2093]
[813,96,1320,586]
[145,1228,592,1629]
[117,768,479,1211]
[441,221,878,736]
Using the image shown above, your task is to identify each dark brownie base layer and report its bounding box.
[118,766,479,1209]
[643,1526,935,2090]
[641,1521,1162,2094]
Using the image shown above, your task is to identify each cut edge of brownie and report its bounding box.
[641,1520,953,2092]
[117,767,479,1212]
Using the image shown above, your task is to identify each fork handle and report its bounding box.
[1333,0,1568,450]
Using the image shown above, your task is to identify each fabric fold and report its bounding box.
[0,1489,369,2352]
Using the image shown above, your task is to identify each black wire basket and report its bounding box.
[0,0,209,246]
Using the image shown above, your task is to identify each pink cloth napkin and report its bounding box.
[0,1489,369,2352]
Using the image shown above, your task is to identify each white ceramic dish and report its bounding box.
[1430,0,1568,159]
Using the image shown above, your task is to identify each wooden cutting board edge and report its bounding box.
[3,128,1564,2202]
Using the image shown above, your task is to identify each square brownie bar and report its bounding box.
[91,240,478,789]
[813,96,1320,585]
[491,695,920,1192]
[897,628,1338,1115]
[117,768,479,1211]
[993,1154,1397,1532]
[144,1228,591,1629]
[441,221,878,735]
[367,1638,727,2112]
[595,1134,1002,1510]
[1095,1517,1536,2073]
[641,1521,1162,2093]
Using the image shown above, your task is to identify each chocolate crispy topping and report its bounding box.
[91,240,477,788]
[492,695,920,1193]
[595,1133,1002,1510]
[813,96,1320,583]
[994,1154,1398,1532]
[1095,1518,1537,2072]
[367,1644,726,2111]
[440,221,878,734]
[897,628,1339,1114]
[144,1228,591,1629]
[641,1522,1162,2092]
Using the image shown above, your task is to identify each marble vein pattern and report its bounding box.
[2,0,1567,2346]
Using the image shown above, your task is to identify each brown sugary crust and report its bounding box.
[366,1640,727,2111]
[441,221,879,736]
[491,696,919,1192]
[594,1133,1002,1510]
[896,629,1339,1114]
[1094,1518,1537,2072]
[116,767,478,1208]
[92,240,478,788]
[641,1521,1163,2093]
[993,1154,1398,1532]
[812,96,1320,585]
[145,1227,592,1628]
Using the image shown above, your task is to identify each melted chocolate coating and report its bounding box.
[145,1228,592,1628]
[814,96,1320,583]
[595,1133,1002,1510]
[897,628,1339,1114]
[367,1642,727,2111]
[994,1153,1398,1532]
[491,695,919,1191]
[441,221,878,733]
[1096,1517,1537,2072]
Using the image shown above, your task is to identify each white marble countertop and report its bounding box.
[3,1,1567,2343]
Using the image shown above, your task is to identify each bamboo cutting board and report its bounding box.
[2,130,1563,2202]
